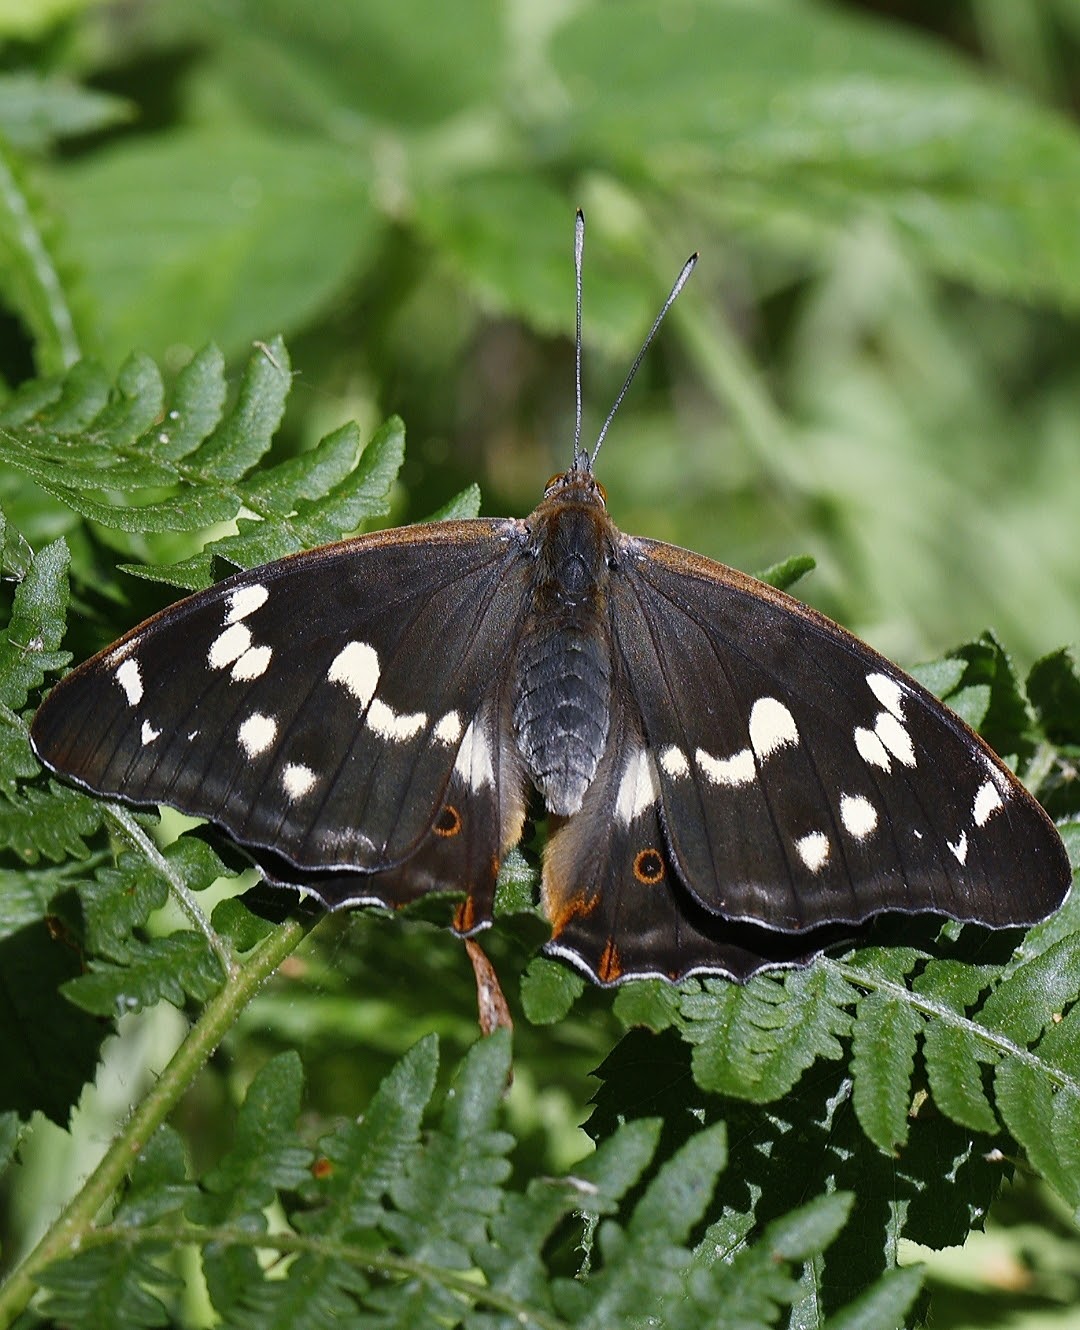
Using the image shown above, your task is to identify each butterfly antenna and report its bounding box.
[572,209,586,471]
[590,249,698,469]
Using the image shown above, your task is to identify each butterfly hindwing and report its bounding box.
[611,537,1069,933]
[246,678,527,934]
[31,521,531,877]
[542,685,829,981]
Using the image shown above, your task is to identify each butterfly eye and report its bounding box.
[544,472,566,493]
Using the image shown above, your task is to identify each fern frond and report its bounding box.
[0,339,405,590]
[26,1035,913,1330]
[680,964,856,1101]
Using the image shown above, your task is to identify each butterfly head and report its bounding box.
[543,467,607,508]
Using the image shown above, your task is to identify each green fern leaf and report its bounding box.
[0,530,69,712]
[151,413,404,587]
[914,959,1000,1136]
[680,966,855,1100]
[987,939,1080,1208]
[65,932,226,1017]
[77,835,227,958]
[476,1118,662,1325]
[825,1266,925,1330]
[204,1039,442,1330]
[703,1193,854,1330]
[37,1247,177,1330]
[23,1030,932,1329]
[0,339,406,591]
[850,991,922,1153]
[519,955,585,1024]
[300,1034,438,1234]
[554,1122,729,1328]
[919,631,1033,764]
[387,1032,514,1262]
[184,341,288,481]
[194,1051,313,1228]
[428,482,482,521]
[0,781,105,864]
[1027,646,1080,745]
[59,836,231,1016]
[629,1119,728,1244]
[195,1053,315,1322]
[756,552,815,592]
[0,859,96,940]
[994,1056,1080,1208]
[979,931,1080,1042]
[114,1127,196,1229]
[612,977,682,1033]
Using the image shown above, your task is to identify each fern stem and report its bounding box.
[833,959,1080,1095]
[104,804,234,975]
[0,915,316,1329]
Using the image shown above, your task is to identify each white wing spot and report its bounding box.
[749,697,799,759]
[795,831,830,873]
[973,779,1005,827]
[238,712,277,757]
[660,745,690,778]
[140,720,160,745]
[282,763,317,799]
[874,712,916,767]
[115,658,143,706]
[854,725,892,771]
[696,746,756,787]
[208,622,252,670]
[867,672,905,719]
[328,640,380,707]
[840,793,878,840]
[366,698,427,742]
[231,644,273,681]
[947,830,968,865]
[433,710,463,745]
[225,583,269,624]
[455,720,494,791]
[615,749,661,825]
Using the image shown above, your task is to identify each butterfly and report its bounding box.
[30,213,1070,985]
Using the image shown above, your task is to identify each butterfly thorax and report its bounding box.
[512,476,617,817]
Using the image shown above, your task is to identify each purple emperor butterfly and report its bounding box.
[31,215,1070,984]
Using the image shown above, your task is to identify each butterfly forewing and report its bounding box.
[611,538,1069,932]
[31,520,528,876]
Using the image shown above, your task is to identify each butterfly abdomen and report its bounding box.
[513,621,612,816]
[512,489,617,816]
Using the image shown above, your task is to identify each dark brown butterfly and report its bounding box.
[31,214,1070,984]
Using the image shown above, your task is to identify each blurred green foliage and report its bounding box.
[1,1,1080,1326]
